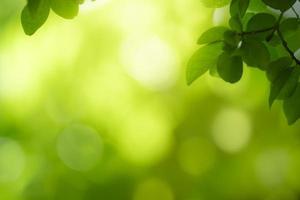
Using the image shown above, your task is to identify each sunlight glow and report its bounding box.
[121,36,178,90]
[57,124,103,171]
[213,6,230,25]
[80,0,111,11]
[0,138,25,183]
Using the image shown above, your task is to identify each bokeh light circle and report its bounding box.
[121,36,178,90]
[212,108,252,153]
[57,124,103,171]
[0,138,25,183]
[255,149,290,187]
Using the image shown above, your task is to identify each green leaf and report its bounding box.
[50,0,79,19]
[280,18,299,38]
[198,26,228,45]
[248,0,267,12]
[262,0,296,11]
[186,43,222,85]
[241,39,270,70]
[242,12,255,27]
[269,67,300,107]
[201,0,231,8]
[286,29,300,52]
[229,16,243,32]
[217,52,243,83]
[230,0,250,18]
[268,34,281,47]
[21,0,50,35]
[223,30,240,47]
[266,57,293,82]
[246,13,276,40]
[283,83,300,125]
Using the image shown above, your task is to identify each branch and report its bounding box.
[292,7,300,19]
[277,28,300,65]
[238,27,275,36]
[237,13,300,66]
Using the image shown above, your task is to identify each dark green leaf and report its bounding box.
[269,67,300,107]
[230,0,250,18]
[241,39,270,70]
[280,18,299,37]
[242,12,255,26]
[246,13,276,40]
[217,52,243,83]
[283,83,300,125]
[223,30,240,47]
[266,57,293,82]
[262,0,296,11]
[229,16,243,32]
[186,43,222,85]
[286,29,300,52]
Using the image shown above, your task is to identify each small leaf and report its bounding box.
[268,35,281,47]
[246,13,276,40]
[198,26,228,45]
[223,30,240,47]
[50,0,79,19]
[241,39,270,70]
[262,0,296,11]
[266,57,293,82]
[269,67,300,107]
[283,83,300,125]
[230,0,250,18]
[186,43,222,85]
[242,12,255,27]
[229,16,243,32]
[286,29,300,51]
[280,18,299,37]
[21,0,50,35]
[217,52,243,83]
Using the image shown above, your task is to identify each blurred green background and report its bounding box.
[1,0,300,199]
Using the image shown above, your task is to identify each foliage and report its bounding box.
[187,0,300,125]
[21,0,84,35]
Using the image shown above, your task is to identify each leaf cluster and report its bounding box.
[188,0,300,125]
[21,0,85,35]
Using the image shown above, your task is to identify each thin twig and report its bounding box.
[292,7,299,19]
[277,28,300,65]
[237,13,300,65]
[238,27,275,36]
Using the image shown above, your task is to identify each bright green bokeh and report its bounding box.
[0,0,300,199]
